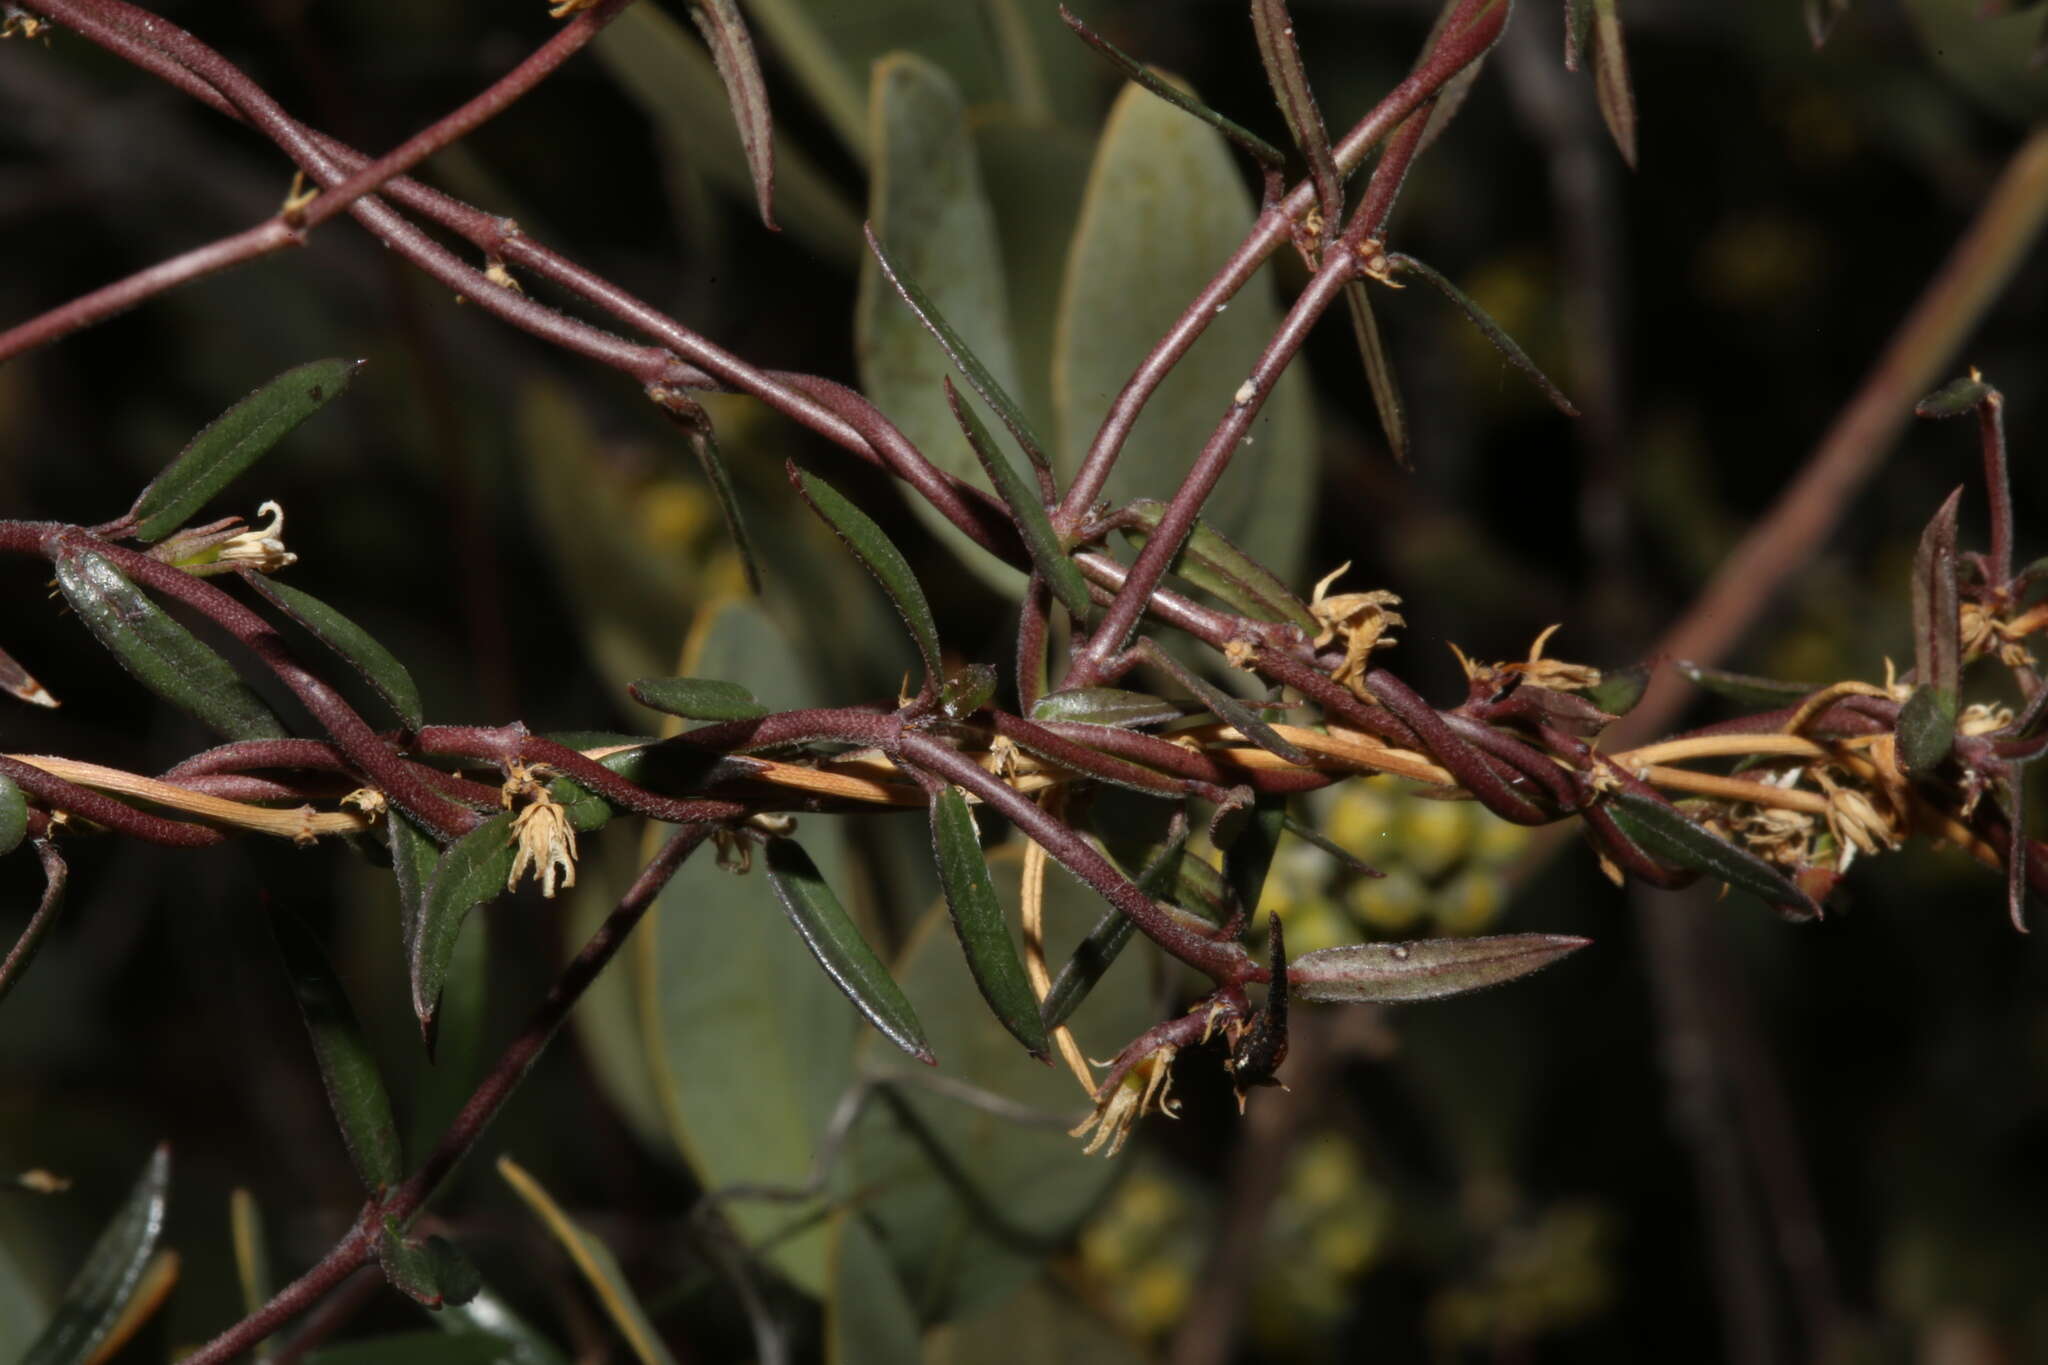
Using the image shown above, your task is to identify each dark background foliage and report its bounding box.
[2,0,2045,1360]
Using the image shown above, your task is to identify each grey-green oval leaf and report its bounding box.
[1606,790,1820,916]
[273,911,404,1193]
[765,839,933,1064]
[410,812,518,1046]
[54,546,290,742]
[1291,934,1589,1004]
[21,1144,170,1365]
[132,359,360,541]
[1031,686,1185,729]
[629,676,770,722]
[930,787,1049,1057]
[791,464,943,687]
[243,573,423,730]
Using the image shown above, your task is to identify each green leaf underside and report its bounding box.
[1897,683,1959,777]
[1606,791,1819,914]
[133,358,359,542]
[243,573,424,730]
[410,811,518,1039]
[930,788,1050,1056]
[499,1157,678,1365]
[791,465,944,686]
[54,546,290,742]
[944,378,1094,619]
[0,772,25,857]
[765,839,934,1063]
[1290,934,1589,1003]
[1042,833,1187,1032]
[1031,687,1185,729]
[273,911,404,1192]
[628,675,769,721]
[378,1219,482,1309]
[21,1145,170,1365]
[1118,500,1318,633]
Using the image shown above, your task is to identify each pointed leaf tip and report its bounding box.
[765,839,935,1064]
[789,463,943,690]
[1290,934,1589,1004]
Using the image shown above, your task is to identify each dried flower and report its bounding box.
[502,762,577,897]
[1071,1045,1180,1158]
[1310,563,1404,700]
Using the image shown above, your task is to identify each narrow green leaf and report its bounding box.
[410,812,518,1045]
[1912,487,1963,696]
[628,676,770,722]
[1385,254,1581,417]
[1589,0,1637,168]
[1897,683,1959,778]
[545,777,613,834]
[1291,934,1589,1003]
[646,385,763,595]
[685,0,777,227]
[1606,790,1821,915]
[1251,0,1341,228]
[1280,812,1382,879]
[273,910,404,1193]
[1344,279,1409,467]
[53,545,290,742]
[1674,661,1821,709]
[944,378,1093,618]
[378,1219,482,1310]
[1031,687,1184,729]
[1118,501,1318,633]
[941,661,998,720]
[930,787,1049,1056]
[765,839,934,1063]
[131,359,360,541]
[21,1144,170,1365]
[499,1156,679,1365]
[1916,372,1993,418]
[1565,0,1591,68]
[387,812,441,967]
[1586,661,1651,718]
[242,574,423,730]
[1059,6,1285,170]
[1042,833,1186,1032]
[1136,639,1309,766]
[869,227,1053,483]
[789,464,943,687]
[0,772,23,858]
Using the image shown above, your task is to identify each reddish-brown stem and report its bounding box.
[1349,100,1435,249]
[176,1221,379,1365]
[1979,388,2013,589]
[0,841,71,1005]
[0,755,225,847]
[413,726,750,825]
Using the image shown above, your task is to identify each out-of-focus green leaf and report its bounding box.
[410,812,517,1046]
[1906,0,2048,123]
[499,1156,678,1365]
[1058,6,1285,170]
[1344,279,1409,467]
[1673,661,1820,709]
[1291,934,1589,1003]
[857,54,1028,588]
[826,1214,923,1365]
[628,676,769,722]
[944,381,1093,620]
[1030,687,1183,729]
[1913,487,1963,697]
[1606,791,1821,915]
[1053,77,1316,586]
[378,1219,482,1310]
[1222,795,1287,932]
[242,574,423,730]
[1384,254,1580,416]
[940,661,999,720]
[792,465,944,687]
[272,910,404,1193]
[596,5,859,263]
[1589,0,1637,167]
[1117,501,1319,633]
[53,545,290,742]
[766,839,934,1064]
[0,772,23,858]
[924,1275,1147,1364]
[433,1285,571,1365]
[930,788,1049,1057]
[131,358,359,541]
[1586,662,1651,717]
[848,851,1152,1320]
[21,1144,169,1365]
[304,1331,511,1365]
[1042,833,1185,1032]
[1897,683,1959,777]
[637,600,858,1295]
[228,1188,270,1323]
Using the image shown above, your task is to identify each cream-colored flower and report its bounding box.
[211,501,297,574]
[1960,600,2038,670]
[1071,1046,1180,1159]
[1309,563,1404,699]
[340,788,388,823]
[502,762,577,898]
